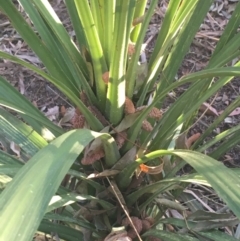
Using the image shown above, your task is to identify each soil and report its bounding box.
[0,0,240,166]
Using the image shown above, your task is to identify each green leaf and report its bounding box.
[198,125,240,153]
[47,193,114,213]
[0,108,47,156]
[121,150,240,220]
[200,231,240,241]
[43,212,94,230]
[65,0,87,52]
[74,0,107,109]
[0,172,12,189]
[167,150,240,220]
[0,68,103,132]
[67,169,105,191]
[101,134,121,168]
[18,0,78,91]
[149,65,240,152]
[0,1,77,92]
[106,0,136,124]
[39,219,83,241]
[210,130,240,159]
[212,0,240,57]
[126,0,158,98]
[143,230,199,241]
[160,216,239,233]
[102,0,114,66]
[0,129,102,241]
[193,95,240,149]
[0,150,23,167]
[21,0,88,80]
[123,66,240,154]
[159,0,214,89]
[0,76,63,138]
[0,165,21,177]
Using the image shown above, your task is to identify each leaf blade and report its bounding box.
[0,129,100,241]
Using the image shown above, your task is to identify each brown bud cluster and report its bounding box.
[148,107,162,120]
[70,108,85,129]
[122,216,142,239]
[141,120,153,132]
[124,97,135,114]
[115,131,127,149]
[81,148,105,165]
[80,91,90,106]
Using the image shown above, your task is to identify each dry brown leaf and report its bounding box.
[10,141,21,157]
[16,54,41,64]
[44,106,59,120]
[34,235,49,241]
[60,107,75,124]
[104,230,131,241]
[186,133,201,148]
[111,146,137,171]
[219,107,240,116]
[199,102,219,116]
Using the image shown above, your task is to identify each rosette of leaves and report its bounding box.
[1,0,240,241]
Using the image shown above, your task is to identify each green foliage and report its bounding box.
[1,0,240,240]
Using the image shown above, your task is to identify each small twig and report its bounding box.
[196,32,220,41]
[106,177,143,241]
[46,85,73,107]
[186,92,219,133]
[0,21,10,27]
